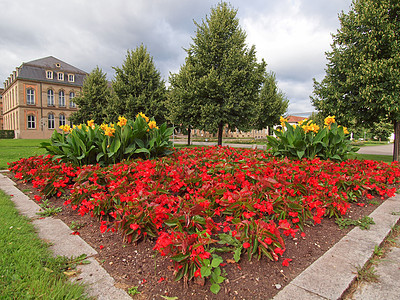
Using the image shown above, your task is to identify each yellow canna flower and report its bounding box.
[136,112,149,122]
[117,116,127,127]
[298,118,308,126]
[100,123,107,131]
[60,124,72,133]
[148,120,158,129]
[343,126,349,135]
[104,126,115,137]
[77,124,82,130]
[324,116,336,128]
[87,119,95,129]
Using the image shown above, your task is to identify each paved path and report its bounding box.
[357,144,393,156]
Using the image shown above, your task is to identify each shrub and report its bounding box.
[0,130,15,139]
[267,116,359,161]
[40,113,174,166]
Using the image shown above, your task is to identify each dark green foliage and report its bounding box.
[108,45,167,124]
[168,2,267,145]
[69,67,111,124]
[251,72,289,130]
[0,130,15,139]
[311,0,400,159]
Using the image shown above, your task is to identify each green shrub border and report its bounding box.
[0,130,15,139]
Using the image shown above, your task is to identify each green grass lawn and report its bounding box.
[0,139,48,170]
[0,190,89,299]
[350,153,393,163]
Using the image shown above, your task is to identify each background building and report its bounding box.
[0,87,3,129]
[2,56,87,139]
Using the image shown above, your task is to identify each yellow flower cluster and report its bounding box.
[59,124,72,133]
[324,116,335,129]
[87,119,95,129]
[103,124,115,137]
[301,119,320,133]
[280,116,288,128]
[117,116,127,127]
[148,120,158,129]
[136,112,149,122]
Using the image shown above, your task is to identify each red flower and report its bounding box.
[99,245,104,250]
[34,195,41,202]
[243,242,251,249]
[194,269,202,278]
[282,258,292,267]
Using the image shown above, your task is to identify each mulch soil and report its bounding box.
[7,172,385,300]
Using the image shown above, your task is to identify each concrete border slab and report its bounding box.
[274,194,400,300]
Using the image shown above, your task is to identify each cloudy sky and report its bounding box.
[0,0,353,116]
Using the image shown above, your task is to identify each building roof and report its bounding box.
[15,56,87,86]
[23,56,87,74]
[287,115,306,124]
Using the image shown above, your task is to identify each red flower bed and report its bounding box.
[8,146,400,285]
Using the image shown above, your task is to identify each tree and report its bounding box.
[311,0,400,160]
[169,2,266,146]
[251,72,289,131]
[69,67,111,125]
[167,63,201,145]
[108,45,167,123]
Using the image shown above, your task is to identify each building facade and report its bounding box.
[0,88,3,129]
[2,56,87,139]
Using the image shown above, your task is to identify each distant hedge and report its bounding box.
[0,130,15,139]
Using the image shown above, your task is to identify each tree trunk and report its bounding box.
[393,121,400,162]
[187,126,191,146]
[217,122,223,146]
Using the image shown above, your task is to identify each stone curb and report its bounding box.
[0,174,131,300]
[273,194,400,300]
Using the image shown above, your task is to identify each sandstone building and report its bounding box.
[2,56,87,139]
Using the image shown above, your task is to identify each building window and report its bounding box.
[47,89,54,106]
[48,113,55,129]
[46,70,53,79]
[59,90,65,107]
[27,115,36,129]
[57,72,64,81]
[59,114,66,127]
[68,74,75,82]
[26,88,35,105]
[69,92,76,107]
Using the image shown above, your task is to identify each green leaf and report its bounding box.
[200,266,211,277]
[211,257,223,268]
[210,283,221,294]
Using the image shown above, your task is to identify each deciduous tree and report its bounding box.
[311,0,400,160]
[108,45,167,123]
[169,2,266,146]
[69,67,111,124]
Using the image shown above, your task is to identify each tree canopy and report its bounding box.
[108,45,167,123]
[311,0,400,160]
[69,67,111,125]
[251,72,288,131]
[168,2,267,145]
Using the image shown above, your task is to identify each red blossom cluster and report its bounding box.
[8,147,400,276]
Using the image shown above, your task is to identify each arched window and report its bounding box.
[69,91,76,107]
[59,114,66,127]
[26,88,35,105]
[59,90,65,107]
[48,113,55,129]
[27,115,36,129]
[47,89,54,106]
